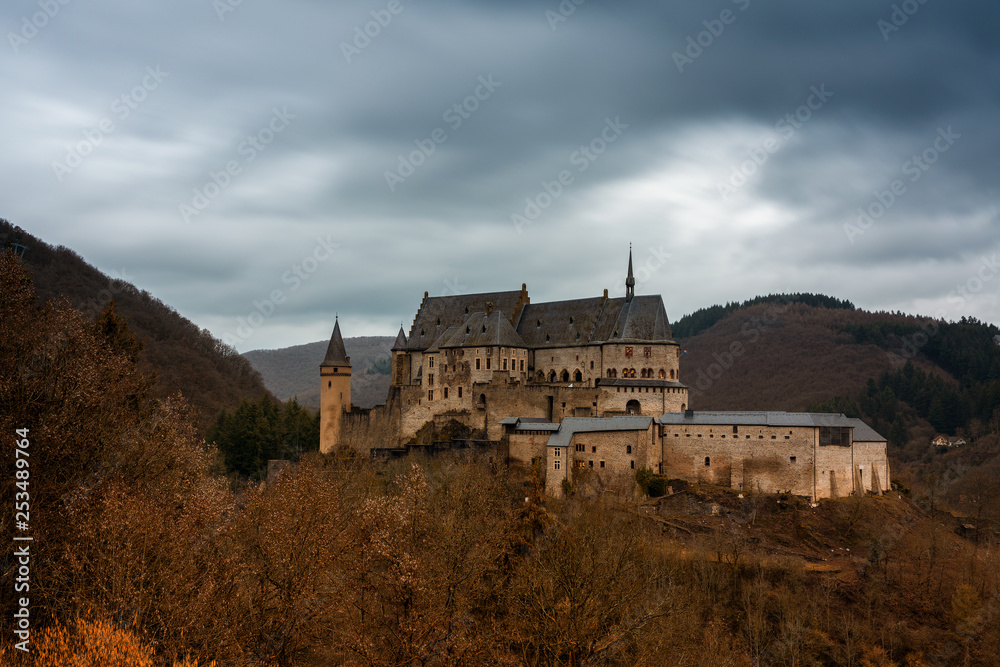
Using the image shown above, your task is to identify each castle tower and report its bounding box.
[319,317,351,454]
[390,325,410,386]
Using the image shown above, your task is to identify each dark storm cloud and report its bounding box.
[2,0,998,350]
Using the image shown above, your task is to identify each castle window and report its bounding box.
[784,435,789,439]
[428,390,433,401]
[659,369,665,379]
[443,387,449,398]
[574,370,582,382]
[576,444,584,452]
[428,373,434,386]
[561,370,569,382]
[503,358,508,370]
[537,319,541,327]
[549,370,556,382]
[625,346,633,357]
[458,387,463,398]
[476,358,481,370]
[705,457,710,467]
[600,460,605,468]
[577,461,586,468]
[771,435,776,439]
[790,456,796,463]
[591,446,597,453]
[671,369,675,379]
[554,448,560,457]
[588,461,593,468]
[644,347,651,357]
[328,381,331,388]
[733,426,738,434]
[631,460,635,469]
[486,358,492,370]
[626,445,632,454]
[554,460,560,470]
[520,360,525,371]
[590,361,594,369]
[546,334,550,342]
[570,316,574,324]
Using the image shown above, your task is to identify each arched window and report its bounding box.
[626,399,640,415]
[574,370,583,382]
[671,369,675,379]
[607,369,613,378]
[621,368,628,378]
[537,370,545,382]
[549,370,557,383]
[561,370,570,382]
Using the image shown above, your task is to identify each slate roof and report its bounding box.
[516,297,609,348]
[655,411,886,439]
[546,416,653,447]
[391,326,408,351]
[437,310,527,349]
[320,319,351,367]
[513,294,674,348]
[406,289,527,351]
[401,256,674,351]
[846,418,887,442]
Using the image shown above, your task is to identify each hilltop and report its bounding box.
[1,220,271,429]
[244,336,394,410]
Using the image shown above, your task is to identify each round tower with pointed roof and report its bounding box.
[320,317,352,454]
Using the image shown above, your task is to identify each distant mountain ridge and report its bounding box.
[244,336,394,411]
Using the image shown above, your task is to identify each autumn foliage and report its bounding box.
[3,249,1000,665]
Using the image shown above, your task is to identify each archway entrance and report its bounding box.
[626,399,640,415]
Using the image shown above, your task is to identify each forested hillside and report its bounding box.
[1,220,270,429]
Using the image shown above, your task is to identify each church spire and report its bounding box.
[625,244,635,302]
[321,317,351,367]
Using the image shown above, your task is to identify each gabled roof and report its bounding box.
[656,411,886,440]
[514,294,674,348]
[515,296,608,348]
[435,310,527,349]
[546,416,653,447]
[847,418,887,442]
[406,288,528,351]
[598,295,673,343]
[320,319,351,367]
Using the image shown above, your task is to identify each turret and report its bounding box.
[319,317,352,454]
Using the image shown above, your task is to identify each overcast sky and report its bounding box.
[3,0,999,351]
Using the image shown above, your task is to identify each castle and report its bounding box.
[320,251,889,501]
